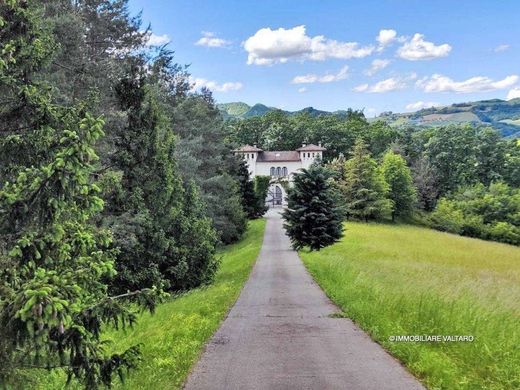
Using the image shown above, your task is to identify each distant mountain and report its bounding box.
[217,102,347,120]
[218,99,520,137]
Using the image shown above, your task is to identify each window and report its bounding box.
[282,167,288,176]
[312,152,315,157]
[276,167,281,176]
[270,167,275,176]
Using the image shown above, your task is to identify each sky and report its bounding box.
[128,0,520,115]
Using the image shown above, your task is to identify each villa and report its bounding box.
[234,143,326,206]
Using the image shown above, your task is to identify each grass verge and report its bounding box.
[300,222,520,390]
[34,218,266,389]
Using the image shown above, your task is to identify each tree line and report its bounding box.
[0,1,264,388]
[231,108,520,246]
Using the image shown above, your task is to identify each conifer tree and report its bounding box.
[108,63,219,293]
[0,4,157,387]
[341,139,392,221]
[283,165,344,251]
[164,180,219,290]
[381,151,417,220]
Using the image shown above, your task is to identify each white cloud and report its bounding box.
[405,101,441,111]
[146,33,170,46]
[417,74,519,93]
[298,87,307,93]
[397,33,451,60]
[195,31,230,48]
[377,29,397,47]
[243,25,374,65]
[291,65,349,84]
[353,83,369,92]
[191,77,243,92]
[353,77,406,93]
[507,87,520,100]
[364,59,391,76]
[494,44,510,52]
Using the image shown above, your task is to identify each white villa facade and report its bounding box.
[234,144,326,206]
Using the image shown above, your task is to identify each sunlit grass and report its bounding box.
[33,218,266,389]
[300,222,520,390]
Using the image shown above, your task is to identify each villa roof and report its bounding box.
[233,144,263,152]
[295,143,326,151]
[257,151,300,162]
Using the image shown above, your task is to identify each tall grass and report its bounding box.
[300,222,520,390]
[32,219,266,390]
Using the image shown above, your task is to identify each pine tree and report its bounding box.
[283,165,344,251]
[381,151,417,220]
[341,139,392,221]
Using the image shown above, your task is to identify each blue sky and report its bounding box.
[129,0,520,115]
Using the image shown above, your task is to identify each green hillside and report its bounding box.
[376,98,520,137]
[301,222,520,390]
[217,102,346,120]
[218,99,520,137]
[217,102,250,118]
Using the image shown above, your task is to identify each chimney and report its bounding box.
[302,143,306,147]
[318,142,322,147]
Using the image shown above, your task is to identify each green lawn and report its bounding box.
[34,218,266,390]
[300,222,520,390]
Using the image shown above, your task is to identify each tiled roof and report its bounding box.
[295,144,326,151]
[257,151,300,162]
[233,144,263,152]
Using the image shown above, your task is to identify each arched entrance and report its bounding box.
[267,185,284,207]
[274,186,282,205]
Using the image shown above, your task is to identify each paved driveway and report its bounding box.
[184,209,425,390]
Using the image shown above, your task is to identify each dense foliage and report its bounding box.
[283,165,343,251]
[0,2,157,386]
[0,0,255,387]
[430,182,520,245]
[228,109,398,159]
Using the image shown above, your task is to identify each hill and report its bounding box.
[376,98,520,137]
[217,102,347,120]
[301,221,520,390]
[218,99,520,137]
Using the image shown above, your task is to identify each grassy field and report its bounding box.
[300,222,520,390]
[33,218,266,390]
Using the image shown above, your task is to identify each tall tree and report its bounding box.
[340,139,392,221]
[106,63,218,293]
[411,156,440,211]
[381,151,417,220]
[233,159,266,219]
[0,4,157,387]
[424,125,479,195]
[283,165,344,251]
[173,94,247,244]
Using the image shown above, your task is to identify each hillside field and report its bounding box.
[32,219,266,390]
[300,222,520,390]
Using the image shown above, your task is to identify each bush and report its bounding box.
[429,182,520,245]
[430,199,465,234]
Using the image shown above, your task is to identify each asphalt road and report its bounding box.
[184,209,425,390]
